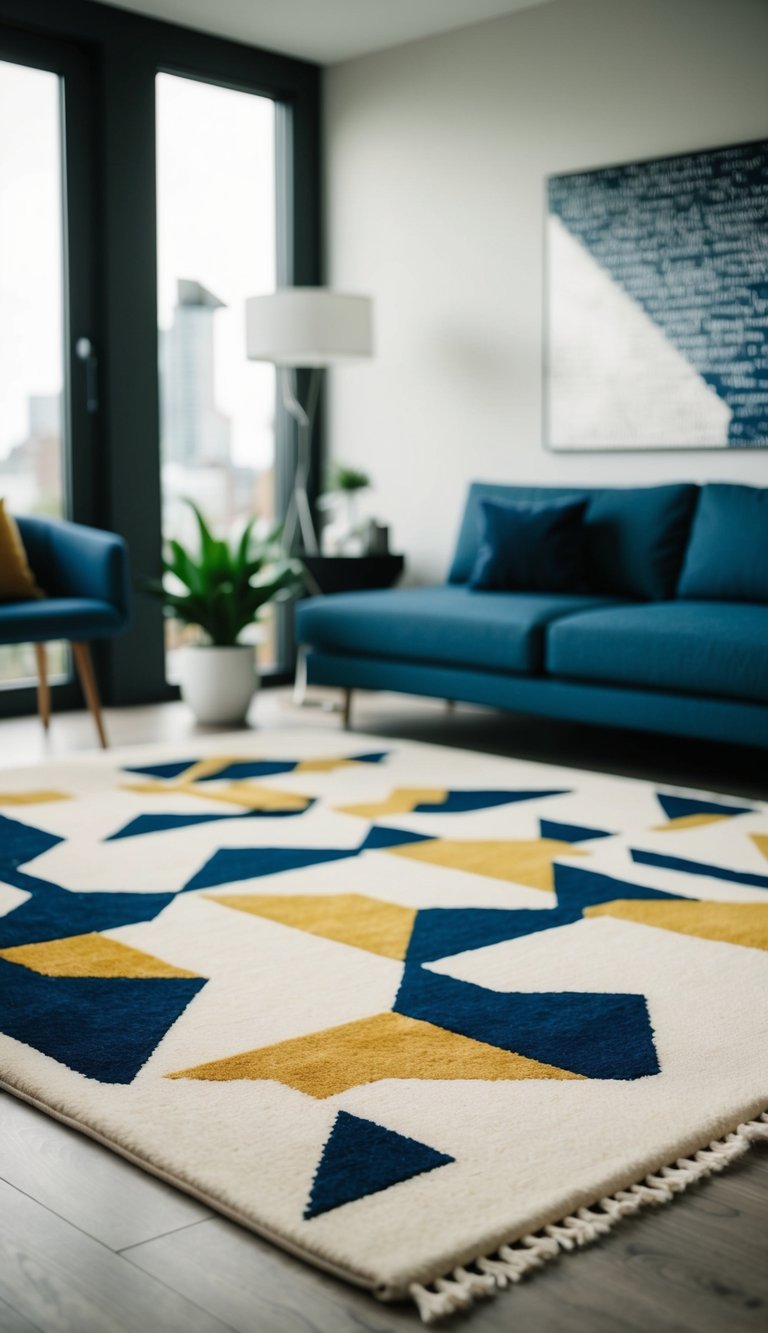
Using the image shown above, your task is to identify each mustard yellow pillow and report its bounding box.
[0,500,44,601]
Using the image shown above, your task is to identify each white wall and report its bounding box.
[324,0,768,582]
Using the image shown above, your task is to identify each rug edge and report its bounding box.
[0,1078,375,1294]
[405,1108,768,1324]
[2,1081,766,1324]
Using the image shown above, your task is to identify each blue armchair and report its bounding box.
[1,517,131,747]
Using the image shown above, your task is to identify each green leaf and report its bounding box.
[235,517,256,572]
[188,501,218,563]
[165,540,201,595]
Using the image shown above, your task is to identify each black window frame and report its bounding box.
[0,0,321,717]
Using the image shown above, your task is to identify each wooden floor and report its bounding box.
[0,689,766,1333]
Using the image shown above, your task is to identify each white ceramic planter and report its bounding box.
[178,644,258,727]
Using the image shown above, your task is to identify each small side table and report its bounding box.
[293,553,405,704]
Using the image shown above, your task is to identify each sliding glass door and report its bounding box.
[0,58,65,687]
[155,72,279,681]
[0,31,97,705]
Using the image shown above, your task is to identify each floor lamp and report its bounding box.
[245,289,373,555]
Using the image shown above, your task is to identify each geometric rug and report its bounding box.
[0,730,766,1323]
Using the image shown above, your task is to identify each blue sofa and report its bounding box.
[296,482,768,750]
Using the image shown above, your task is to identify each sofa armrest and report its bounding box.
[18,516,131,627]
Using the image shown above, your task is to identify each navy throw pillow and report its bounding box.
[677,484,768,604]
[468,497,589,593]
[585,484,698,601]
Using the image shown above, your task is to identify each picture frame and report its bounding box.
[544,138,768,452]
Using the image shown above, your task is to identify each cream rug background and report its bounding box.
[0,730,766,1323]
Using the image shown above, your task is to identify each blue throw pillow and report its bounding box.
[468,497,588,593]
[585,483,698,601]
[677,484,768,604]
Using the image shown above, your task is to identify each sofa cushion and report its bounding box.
[449,482,698,601]
[297,586,627,676]
[677,484,768,604]
[468,497,588,593]
[546,601,768,704]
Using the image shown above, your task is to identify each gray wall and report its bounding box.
[324,0,768,581]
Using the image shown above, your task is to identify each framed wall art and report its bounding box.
[545,138,768,451]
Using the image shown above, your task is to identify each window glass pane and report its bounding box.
[0,59,67,688]
[156,74,277,682]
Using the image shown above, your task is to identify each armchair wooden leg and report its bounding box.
[72,642,108,749]
[34,643,51,732]
[341,688,353,731]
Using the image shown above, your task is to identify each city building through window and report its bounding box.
[156,72,278,680]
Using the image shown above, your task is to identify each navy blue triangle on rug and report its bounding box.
[305,1110,454,1219]
[656,792,754,822]
[0,959,205,1083]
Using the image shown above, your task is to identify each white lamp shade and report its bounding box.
[245,288,373,367]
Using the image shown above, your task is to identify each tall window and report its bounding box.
[155,73,278,680]
[0,59,66,687]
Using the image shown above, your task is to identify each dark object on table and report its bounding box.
[302,554,404,596]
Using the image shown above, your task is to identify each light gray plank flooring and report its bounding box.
[0,1295,43,1333]
[0,1176,231,1333]
[0,1093,210,1250]
[0,692,766,1332]
[124,1213,419,1333]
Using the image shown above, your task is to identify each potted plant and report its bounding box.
[144,502,304,726]
[333,465,370,530]
[319,465,371,556]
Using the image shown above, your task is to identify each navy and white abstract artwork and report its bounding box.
[545,139,768,450]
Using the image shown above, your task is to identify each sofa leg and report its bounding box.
[72,641,108,749]
[34,643,51,731]
[341,688,353,730]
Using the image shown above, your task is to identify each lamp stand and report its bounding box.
[280,366,321,555]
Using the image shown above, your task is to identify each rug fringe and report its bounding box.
[409,1110,768,1324]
